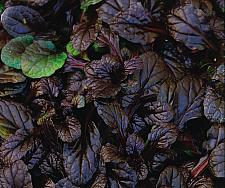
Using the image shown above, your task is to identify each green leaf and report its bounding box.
[66,41,79,57]
[21,40,67,78]
[81,0,103,12]
[1,35,34,69]
[0,1,4,14]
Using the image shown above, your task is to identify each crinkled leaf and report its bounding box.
[0,81,27,97]
[209,142,225,177]
[126,133,144,155]
[1,35,34,69]
[147,123,178,149]
[85,55,124,81]
[0,130,33,163]
[57,116,81,143]
[39,152,65,182]
[156,166,187,188]
[63,122,101,185]
[212,64,225,84]
[0,160,32,188]
[83,78,121,99]
[124,56,143,76]
[97,27,121,57]
[81,0,103,12]
[98,0,158,45]
[83,55,124,98]
[0,65,27,96]
[91,173,108,188]
[0,65,26,84]
[100,143,124,163]
[95,101,129,139]
[21,40,67,78]
[71,20,101,52]
[31,76,61,98]
[204,87,225,123]
[210,17,224,40]
[188,176,214,188]
[168,4,210,50]
[135,160,148,180]
[131,114,147,133]
[144,101,174,124]
[1,5,45,37]
[108,162,138,187]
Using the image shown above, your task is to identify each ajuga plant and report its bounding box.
[0,0,224,187]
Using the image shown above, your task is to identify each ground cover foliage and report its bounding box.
[0,0,224,187]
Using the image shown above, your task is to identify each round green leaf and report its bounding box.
[81,0,103,12]
[21,40,67,78]
[1,35,34,69]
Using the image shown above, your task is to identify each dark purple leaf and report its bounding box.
[212,64,225,84]
[108,162,138,188]
[98,0,158,44]
[1,5,45,37]
[188,175,214,188]
[210,17,224,40]
[209,142,225,177]
[167,4,210,50]
[63,122,101,185]
[0,99,34,133]
[156,166,187,188]
[95,101,129,139]
[100,143,124,163]
[91,173,108,188]
[39,152,65,181]
[0,129,33,163]
[0,160,32,187]
[203,124,225,152]
[56,116,81,143]
[159,76,205,129]
[147,123,178,149]
[23,138,45,170]
[97,27,121,58]
[55,178,79,188]
[126,133,144,155]
[71,19,102,52]
[204,87,225,123]
[31,76,61,98]
[144,101,174,124]
[124,56,143,76]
